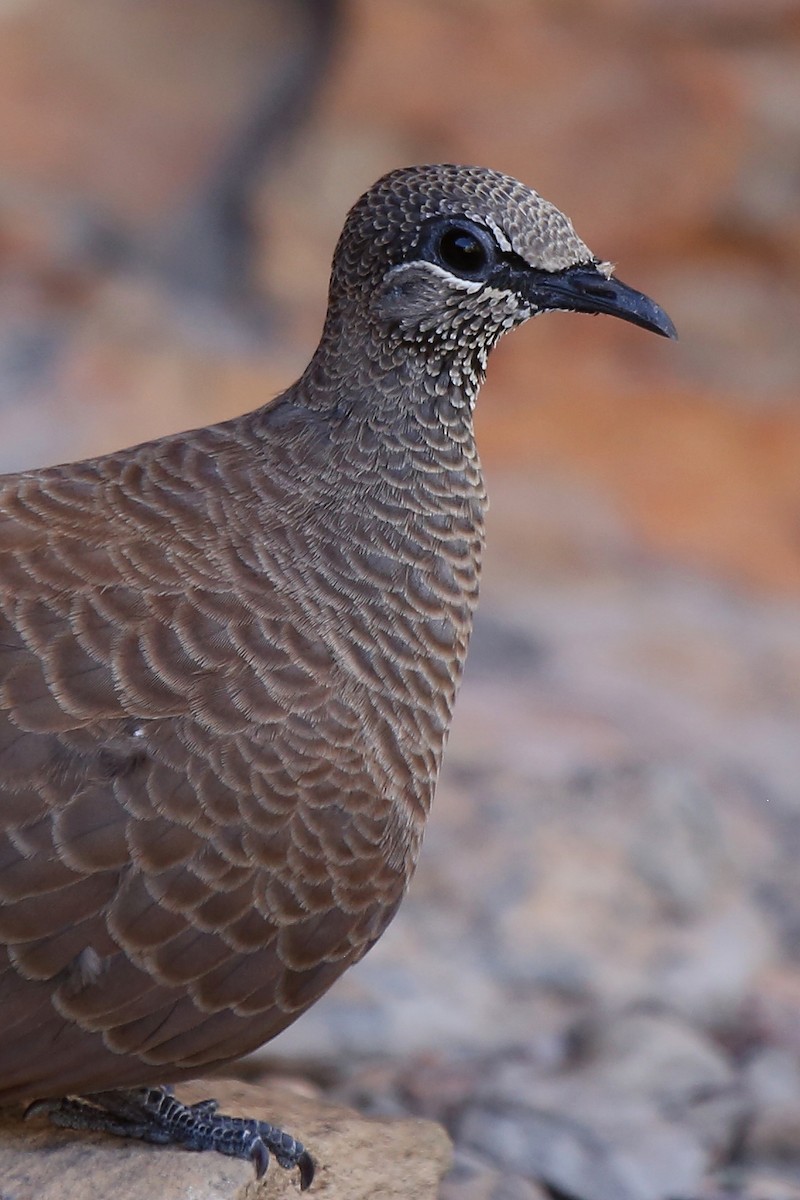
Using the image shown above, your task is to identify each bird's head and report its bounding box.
[323,164,675,396]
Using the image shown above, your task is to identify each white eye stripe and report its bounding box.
[482,217,512,253]
[387,260,485,292]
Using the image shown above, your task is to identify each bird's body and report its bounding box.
[0,358,483,1100]
[0,165,674,1179]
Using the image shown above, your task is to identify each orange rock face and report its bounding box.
[0,0,799,594]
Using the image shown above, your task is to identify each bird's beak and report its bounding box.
[529,263,677,339]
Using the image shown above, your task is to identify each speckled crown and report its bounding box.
[331,163,596,299]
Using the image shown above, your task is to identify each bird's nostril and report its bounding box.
[581,281,615,299]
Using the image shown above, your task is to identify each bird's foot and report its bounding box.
[25,1085,314,1188]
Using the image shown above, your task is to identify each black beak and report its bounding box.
[528,263,677,339]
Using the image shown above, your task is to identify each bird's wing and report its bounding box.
[0,452,405,1095]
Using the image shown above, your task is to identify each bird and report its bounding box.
[0,164,675,1186]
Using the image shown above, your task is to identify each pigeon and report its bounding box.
[0,164,675,1185]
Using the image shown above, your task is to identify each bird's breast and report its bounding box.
[267,451,486,828]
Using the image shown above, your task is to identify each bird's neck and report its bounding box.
[298,317,484,458]
[239,337,488,852]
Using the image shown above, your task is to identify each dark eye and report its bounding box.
[436,225,491,278]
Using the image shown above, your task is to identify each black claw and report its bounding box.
[250,1136,269,1180]
[23,1098,53,1121]
[298,1149,316,1191]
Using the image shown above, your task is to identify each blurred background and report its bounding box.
[1,1,800,1196]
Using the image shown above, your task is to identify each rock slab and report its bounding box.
[0,1078,452,1200]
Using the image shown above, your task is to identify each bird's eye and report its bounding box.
[435,225,491,278]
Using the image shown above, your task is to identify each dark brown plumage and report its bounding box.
[0,165,674,1179]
